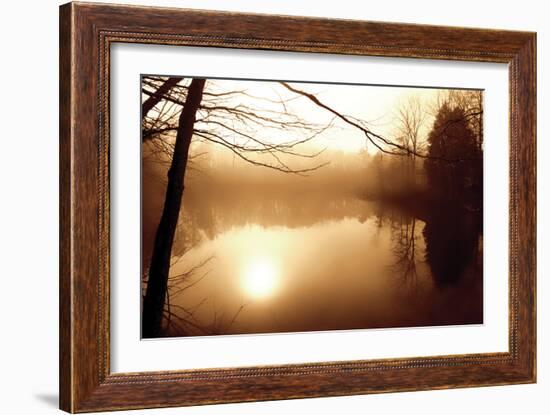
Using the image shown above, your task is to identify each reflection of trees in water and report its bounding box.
[180,190,482,292]
[153,194,483,336]
[422,206,482,287]
[380,202,482,290]
[390,217,422,290]
[374,206,426,290]
[179,189,376,243]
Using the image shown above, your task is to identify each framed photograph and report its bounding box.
[59,2,536,412]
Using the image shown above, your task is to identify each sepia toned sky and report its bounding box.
[199,78,443,154]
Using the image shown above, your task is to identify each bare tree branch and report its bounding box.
[142,77,183,118]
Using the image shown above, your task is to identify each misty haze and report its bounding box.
[140,76,483,338]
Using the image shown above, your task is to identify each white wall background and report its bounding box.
[0,1,546,414]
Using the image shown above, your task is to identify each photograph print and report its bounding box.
[140,75,483,339]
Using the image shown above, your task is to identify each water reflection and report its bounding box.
[242,256,280,299]
[152,190,482,337]
[423,205,482,287]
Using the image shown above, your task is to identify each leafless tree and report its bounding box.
[142,78,206,337]
[141,77,335,337]
[142,76,332,173]
[394,96,427,187]
[140,76,483,337]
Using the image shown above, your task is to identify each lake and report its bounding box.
[151,188,483,337]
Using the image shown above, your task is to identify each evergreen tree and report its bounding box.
[424,103,482,207]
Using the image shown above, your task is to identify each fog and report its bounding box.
[142,135,482,336]
[141,78,483,337]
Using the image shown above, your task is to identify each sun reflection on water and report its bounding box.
[242,256,279,299]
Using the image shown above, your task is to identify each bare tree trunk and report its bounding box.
[142,78,206,338]
[142,77,183,119]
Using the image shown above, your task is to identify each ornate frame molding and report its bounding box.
[60,2,536,412]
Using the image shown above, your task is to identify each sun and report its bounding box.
[242,257,279,299]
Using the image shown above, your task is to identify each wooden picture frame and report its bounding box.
[59,2,536,412]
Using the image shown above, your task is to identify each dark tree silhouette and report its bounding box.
[141,76,332,173]
[424,104,482,206]
[142,77,183,119]
[142,79,206,338]
[421,94,484,287]
[141,77,334,337]
[423,206,480,287]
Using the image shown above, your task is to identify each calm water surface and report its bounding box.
[155,190,482,336]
